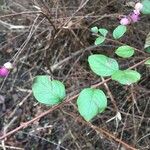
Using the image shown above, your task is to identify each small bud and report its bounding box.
[133,9,140,15]
[135,2,143,11]
[0,67,9,77]
[120,17,130,25]
[4,62,13,70]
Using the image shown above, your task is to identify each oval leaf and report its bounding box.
[88,54,119,76]
[98,28,108,37]
[113,25,127,39]
[144,32,150,53]
[111,70,141,85]
[91,26,98,33]
[32,75,66,105]
[95,36,105,45]
[141,0,150,14]
[115,45,134,58]
[77,88,107,121]
[144,59,150,66]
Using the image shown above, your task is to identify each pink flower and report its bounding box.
[0,67,9,77]
[120,17,130,25]
[119,2,142,26]
[129,11,140,23]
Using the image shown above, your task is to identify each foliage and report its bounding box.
[98,28,108,37]
[95,36,105,45]
[91,26,98,33]
[141,0,150,14]
[115,45,134,58]
[91,25,127,45]
[113,25,127,39]
[77,88,107,121]
[32,75,66,105]
[144,32,150,53]
[91,27,108,45]
[144,59,150,65]
[111,70,141,85]
[31,3,149,122]
[88,54,119,76]
[88,53,141,85]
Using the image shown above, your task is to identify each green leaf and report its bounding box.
[141,0,150,14]
[113,25,127,39]
[98,28,108,37]
[94,36,105,45]
[32,75,66,105]
[115,45,134,58]
[145,47,150,53]
[144,59,150,65]
[144,32,150,53]
[111,70,141,85]
[91,26,98,33]
[77,88,107,121]
[88,54,119,76]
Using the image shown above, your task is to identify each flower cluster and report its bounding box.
[120,2,143,25]
[0,62,13,77]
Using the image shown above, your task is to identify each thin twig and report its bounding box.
[80,117,138,150]
[68,112,138,150]
[0,144,24,150]
[0,79,109,140]
[0,57,149,140]
[0,11,42,19]
[101,77,118,111]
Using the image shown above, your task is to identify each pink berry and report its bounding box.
[0,67,9,77]
[4,62,13,69]
[120,17,130,25]
[133,9,140,15]
[134,2,143,11]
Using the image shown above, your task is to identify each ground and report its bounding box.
[0,0,150,150]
